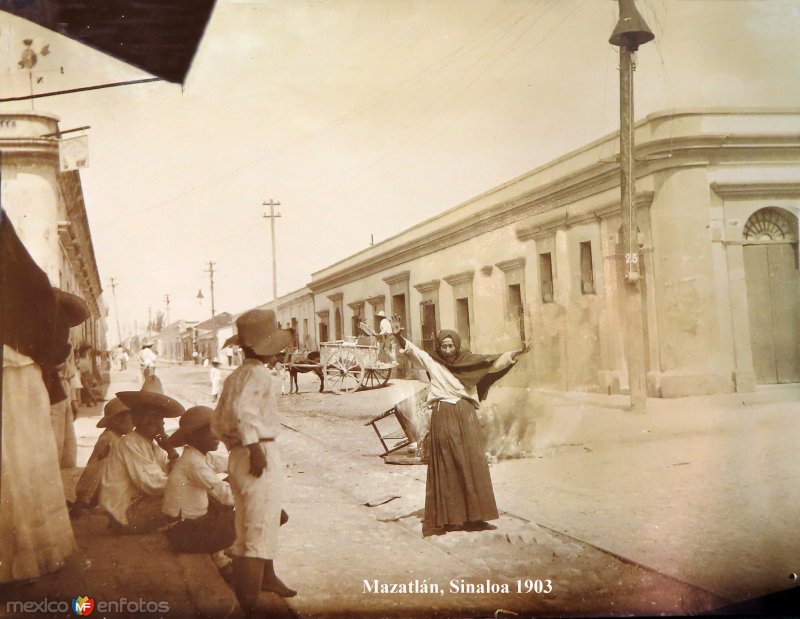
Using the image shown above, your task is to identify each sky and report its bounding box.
[1,0,798,345]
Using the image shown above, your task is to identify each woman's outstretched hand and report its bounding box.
[511,339,532,361]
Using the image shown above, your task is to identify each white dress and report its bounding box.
[1,346,76,583]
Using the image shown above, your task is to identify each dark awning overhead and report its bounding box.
[3,1,216,84]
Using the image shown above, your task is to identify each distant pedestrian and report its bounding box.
[392,322,530,536]
[192,350,199,365]
[210,359,223,403]
[138,341,157,380]
[211,309,296,612]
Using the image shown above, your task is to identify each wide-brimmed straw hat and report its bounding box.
[116,375,184,417]
[166,405,214,448]
[375,310,386,318]
[222,334,239,348]
[235,309,294,356]
[54,288,89,327]
[96,397,131,428]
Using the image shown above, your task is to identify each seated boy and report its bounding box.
[162,406,236,571]
[99,376,184,533]
[70,398,134,518]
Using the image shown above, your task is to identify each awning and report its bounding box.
[3,1,216,84]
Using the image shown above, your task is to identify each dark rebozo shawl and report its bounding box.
[430,330,515,402]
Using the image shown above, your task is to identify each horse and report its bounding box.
[280,350,323,394]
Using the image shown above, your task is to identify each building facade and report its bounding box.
[308,109,800,398]
[0,112,107,364]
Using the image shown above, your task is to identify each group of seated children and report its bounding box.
[72,375,237,573]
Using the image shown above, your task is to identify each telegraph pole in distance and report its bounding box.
[109,277,123,346]
[163,294,171,326]
[205,261,217,358]
[609,0,654,413]
[263,199,281,314]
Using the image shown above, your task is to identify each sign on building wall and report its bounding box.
[59,135,89,172]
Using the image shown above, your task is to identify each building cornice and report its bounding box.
[316,309,330,318]
[413,279,441,294]
[347,299,366,310]
[366,294,385,307]
[516,192,655,241]
[495,257,526,272]
[710,181,800,200]
[443,270,474,286]
[326,292,343,303]
[382,271,410,286]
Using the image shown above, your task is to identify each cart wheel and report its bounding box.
[324,347,364,393]
[360,367,392,390]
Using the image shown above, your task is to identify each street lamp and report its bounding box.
[609,0,654,413]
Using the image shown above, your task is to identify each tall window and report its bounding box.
[392,294,407,332]
[420,301,437,353]
[580,241,595,294]
[539,253,554,303]
[508,283,525,342]
[334,308,342,340]
[302,318,309,348]
[456,297,471,349]
[319,322,328,343]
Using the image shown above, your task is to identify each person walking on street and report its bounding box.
[210,359,223,403]
[138,341,157,381]
[211,309,296,614]
[392,321,530,536]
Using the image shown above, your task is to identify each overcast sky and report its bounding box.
[1,0,798,345]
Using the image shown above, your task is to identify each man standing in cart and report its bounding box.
[376,310,395,365]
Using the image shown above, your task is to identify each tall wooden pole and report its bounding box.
[619,45,647,413]
[263,199,281,314]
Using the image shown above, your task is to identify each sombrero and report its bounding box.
[96,397,131,428]
[53,288,90,327]
[116,375,184,417]
[222,333,239,348]
[166,406,214,448]
[235,309,294,356]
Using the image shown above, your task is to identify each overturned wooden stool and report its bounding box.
[365,405,417,456]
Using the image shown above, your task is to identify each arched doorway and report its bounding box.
[743,207,799,383]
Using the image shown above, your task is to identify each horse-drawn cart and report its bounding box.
[318,339,395,393]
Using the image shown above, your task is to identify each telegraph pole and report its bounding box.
[205,261,217,358]
[263,199,281,313]
[609,0,653,413]
[163,294,171,326]
[109,277,123,346]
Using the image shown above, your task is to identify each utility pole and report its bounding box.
[205,261,217,358]
[609,0,653,413]
[109,277,122,346]
[263,199,281,313]
[163,294,171,327]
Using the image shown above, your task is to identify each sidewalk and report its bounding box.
[0,366,290,619]
[489,384,800,604]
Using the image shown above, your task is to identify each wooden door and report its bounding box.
[744,244,800,383]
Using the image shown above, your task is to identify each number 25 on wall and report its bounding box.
[625,253,639,264]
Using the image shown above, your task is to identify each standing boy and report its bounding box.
[211,309,296,614]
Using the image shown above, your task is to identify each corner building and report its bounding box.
[308,109,800,398]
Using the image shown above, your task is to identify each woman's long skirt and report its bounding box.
[423,399,499,532]
[1,352,76,583]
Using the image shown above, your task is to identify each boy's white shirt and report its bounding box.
[162,445,233,519]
